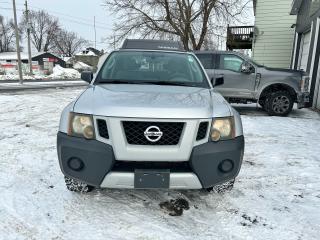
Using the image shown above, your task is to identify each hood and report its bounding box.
[263,67,304,76]
[73,84,230,119]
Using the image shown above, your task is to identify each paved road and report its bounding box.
[0,79,87,92]
[0,78,81,83]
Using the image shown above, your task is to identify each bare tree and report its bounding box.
[21,10,60,52]
[104,0,251,50]
[0,15,16,52]
[53,29,88,57]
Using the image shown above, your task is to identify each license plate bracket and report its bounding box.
[134,169,170,189]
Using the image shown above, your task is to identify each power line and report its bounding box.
[0,3,112,31]
[0,6,109,49]
[16,2,107,25]
[15,2,112,29]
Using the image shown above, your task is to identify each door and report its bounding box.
[196,53,215,80]
[214,54,256,98]
[298,31,311,71]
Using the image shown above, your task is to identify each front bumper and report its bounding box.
[57,132,244,189]
[297,92,310,109]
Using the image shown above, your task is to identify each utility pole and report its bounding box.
[12,0,23,84]
[94,16,97,49]
[25,0,33,75]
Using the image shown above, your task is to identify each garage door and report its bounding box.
[298,31,311,71]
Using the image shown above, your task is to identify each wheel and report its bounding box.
[265,91,294,116]
[64,176,94,193]
[205,179,235,193]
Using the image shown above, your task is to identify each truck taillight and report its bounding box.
[301,76,310,92]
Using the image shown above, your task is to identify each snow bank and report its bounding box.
[48,65,80,79]
[0,64,81,80]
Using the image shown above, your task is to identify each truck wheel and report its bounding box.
[265,91,294,116]
[205,179,235,193]
[64,176,94,193]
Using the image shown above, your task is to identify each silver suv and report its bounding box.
[57,40,244,193]
[195,51,310,116]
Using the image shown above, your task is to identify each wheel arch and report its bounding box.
[258,83,297,102]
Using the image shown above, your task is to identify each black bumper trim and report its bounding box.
[190,136,245,188]
[57,132,115,187]
[57,132,244,189]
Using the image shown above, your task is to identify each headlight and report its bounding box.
[68,113,95,139]
[300,76,310,92]
[210,117,235,141]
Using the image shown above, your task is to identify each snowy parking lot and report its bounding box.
[0,88,320,240]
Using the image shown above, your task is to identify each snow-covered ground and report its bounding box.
[0,88,319,240]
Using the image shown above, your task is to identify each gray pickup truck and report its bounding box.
[195,51,310,116]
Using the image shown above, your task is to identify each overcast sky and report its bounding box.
[0,0,114,51]
[0,0,254,52]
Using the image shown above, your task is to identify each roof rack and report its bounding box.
[121,39,185,51]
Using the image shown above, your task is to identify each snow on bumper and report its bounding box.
[57,132,244,189]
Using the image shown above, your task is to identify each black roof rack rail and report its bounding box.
[121,39,185,51]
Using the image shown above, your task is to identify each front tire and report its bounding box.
[265,91,294,116]
[205,179,235,193]
[64,176,94,193]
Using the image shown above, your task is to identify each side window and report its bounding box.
[219,54,244,72]
[196,54,213,69]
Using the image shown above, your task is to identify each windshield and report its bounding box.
[95,51,209,88]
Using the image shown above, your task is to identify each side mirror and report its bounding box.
[211,77,224,87]
[241,62,254,74]
[81,71,93,83]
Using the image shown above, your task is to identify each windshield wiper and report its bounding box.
[98,80,137,84]
[98,80,195,87]
[142,81,191,86]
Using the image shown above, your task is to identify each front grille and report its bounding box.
[112,161,192,172]
[97,119,109,139]
[196,122,209,140]
[122,121,184,145]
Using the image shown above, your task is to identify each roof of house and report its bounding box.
[0,52,29,61]
[86,47,102,56]
[75,50,98,56]
[0,52,64,61]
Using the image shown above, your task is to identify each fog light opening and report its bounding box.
[218,159,234,173]
[68,157,84,171]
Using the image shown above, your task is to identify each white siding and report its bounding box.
[298,31,311,71]
[252,0,297,68]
